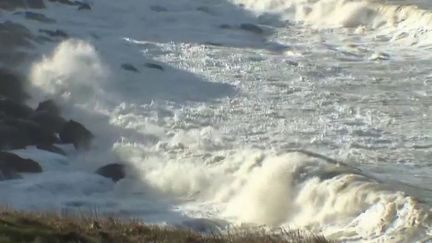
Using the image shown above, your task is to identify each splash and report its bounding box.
[231,0,432,45]
[29,39,108,104]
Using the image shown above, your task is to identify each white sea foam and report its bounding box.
[231,0,432,46]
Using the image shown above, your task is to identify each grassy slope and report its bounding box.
[0,209,330,243]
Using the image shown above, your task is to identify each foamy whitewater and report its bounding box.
[1,0,432,242]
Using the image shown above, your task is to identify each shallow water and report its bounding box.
[1,0,432,242]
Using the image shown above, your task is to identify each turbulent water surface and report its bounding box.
[1,0,432,242]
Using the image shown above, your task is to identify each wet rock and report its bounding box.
[121,63,139,73]
[47,0,76,6]
[36,144,66,156]
[0,68,28,102]
[240,23,264,34]
[59,120,94,150]
[21,11,56,23]
[30,111,66,134]
[0,152,42,175]
[0,96,33,118]
[150,5,168,12]
[0,123,31,149]
[1,118,58,146]
[78,3,91,11]
[203,42,223,47]
[0,0,45,10]
[36,100,61,116]
[145,63,164,71]
[95,163,126,182]
[39,29,68,39]
[219,24,232,29]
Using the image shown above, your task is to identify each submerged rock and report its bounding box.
[77,3,91,10]
[0,152,42,175]
[150,5,168,12]
[121,63,139,73]
[39,29,69,39]
[145,63,164,71]
[240,23,264,34]
[95,163,126,182]
[21,11,56,23]
[59,120,94,150]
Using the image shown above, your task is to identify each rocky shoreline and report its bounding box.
[0,0,127,183]
[0,68,125,182]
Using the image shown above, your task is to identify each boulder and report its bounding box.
[59,120,94,150]
[95,163,126,182]
[0,96,33,118]
[0,152,42,174]
[1,118,58,146]
[30,111,66,134]
[0,123,31,149]
[0,69,28,102]
[36,99,61,116]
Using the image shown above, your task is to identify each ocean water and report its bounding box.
[1,0,432,242]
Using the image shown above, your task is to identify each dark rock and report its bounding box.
[77,3,91,10]
[0,96,33,118]
[1,118,59,145]
[36,144,66,156]
[47,0,76,6]
[36,100,61,116]
[0,152,42,175]
[150,5,168,12]
[0,123,31,149]
[30,111,66,134]
[0,68,28,102]
[203,42,223,47]
[240,23,264,34]
[59,120,94,150]
[121,64,139,73]
[39,29,68,39]
[22,11,56,23]
[0,0,45,10]
[219,24,232,29]
[144,63,164,71]
[95,163,126,182]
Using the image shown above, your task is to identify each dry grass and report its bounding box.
[0,208,330,243]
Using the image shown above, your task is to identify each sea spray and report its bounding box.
[29,39,108,104]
